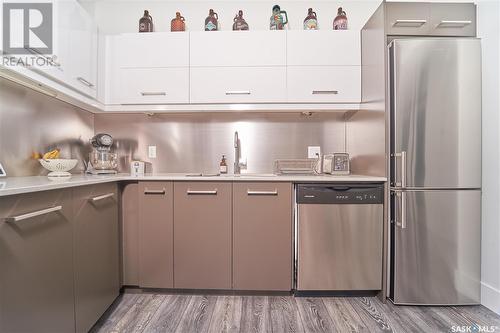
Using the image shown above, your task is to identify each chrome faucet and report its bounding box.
[234,131,247,174]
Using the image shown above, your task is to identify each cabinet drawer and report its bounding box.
[190,67,286,103]
[138,182,174,288]
[287,31,360,66]
[429,3,476,37]
[0,189,75,333]
[118,68,189,104]
[190,31,286,67]
[287,66,360,103]
[233,183,292,291]
[173,182,232,290]
[386,2,431,36]
[117,32,189,68]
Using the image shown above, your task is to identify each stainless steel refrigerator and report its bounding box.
[389,38,481,305]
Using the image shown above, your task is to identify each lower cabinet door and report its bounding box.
[233,183,293,291]
[174,182,232,289]
[138,181,174,288]
[73,183,120,333]
[0,189,75,333]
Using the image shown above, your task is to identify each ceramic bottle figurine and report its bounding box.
[205,9,219,31]
[233,10,249,31]
[333,7,348,30]
[139,10,153,32]
[303,8,318,30]
[270,5,288,30]
[171,12,185,32]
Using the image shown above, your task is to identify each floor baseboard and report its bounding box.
[481,282,500,315]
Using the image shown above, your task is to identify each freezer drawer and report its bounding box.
[297,198,383,291]
[391,189,481,305]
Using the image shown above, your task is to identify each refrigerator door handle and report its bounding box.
[395,191,407,229]
[392,151,407,188]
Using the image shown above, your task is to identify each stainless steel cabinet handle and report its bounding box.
[77,77,94,87]
[401,191,407,229]
[393,19,427,27]
[247,190,278,196]
[437,20,472,27]
[5,206,62,223]
[27,47,62,67]
[144,189,166,195]
[90,193,115,202]
[141,92,167,96]
[225,91,251,95]
[187,190,218,195]
[393,151,407,188]
[312,90,338,95]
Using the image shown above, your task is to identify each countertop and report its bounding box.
[0,173,387,197]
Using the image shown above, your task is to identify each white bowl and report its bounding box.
[39,159,78,178]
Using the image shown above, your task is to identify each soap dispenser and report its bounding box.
[219,155,228,174]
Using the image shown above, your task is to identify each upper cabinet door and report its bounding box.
[385,2,431,36]
[190,31,286,67]
[117,33,189,68]
[429,3,476,37]
[287,31,360,66]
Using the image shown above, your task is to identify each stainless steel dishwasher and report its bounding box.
[296,184,384,292]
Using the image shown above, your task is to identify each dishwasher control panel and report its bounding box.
[297,184,384,204]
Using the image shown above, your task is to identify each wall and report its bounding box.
[0,78,94,176]
[94,112,349,174]
[477,0,500,315]
[80,0,381,34]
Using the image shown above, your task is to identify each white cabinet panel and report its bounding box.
[118,68,189,104]
[287,66,361,103]
[287,31,360,66]
[190,67,286,103]
[117,33,189,68]
[190,31,286,67]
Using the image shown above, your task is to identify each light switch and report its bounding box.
[308,146,321,159]
[148,146,157,159]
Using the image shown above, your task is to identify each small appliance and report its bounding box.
[130,161,145,176]
[86,133,118,175]
[323,153,350,175]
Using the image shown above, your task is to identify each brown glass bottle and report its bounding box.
[205,9,219,31]
[233,10,249,31]
[333,7,348,30]
[303,8,318,30]
[171,12,185,32]
[139,10,153,33]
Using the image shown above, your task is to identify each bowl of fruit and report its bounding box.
[38,149,78,179]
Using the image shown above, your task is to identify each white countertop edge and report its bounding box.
[0,173,387,197]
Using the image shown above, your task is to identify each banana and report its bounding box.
[43,148,60,159]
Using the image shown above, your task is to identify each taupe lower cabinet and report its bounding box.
[233,183,293,291]
[173,182,232,289]
[73,183,120,333]
[0,185,120,333]
[0,189,75,333]
[138,181,174,288]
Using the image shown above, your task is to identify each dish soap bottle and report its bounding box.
[139,10,154,32]
[205,9,219,31]
[303,8,318,30]
[219,155,228,174]
[333,7,348,30]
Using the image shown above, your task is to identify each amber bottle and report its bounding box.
[139,10,153,32]
[205,9,219,31]
[171,12,185,32]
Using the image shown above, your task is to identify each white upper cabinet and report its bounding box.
[287,31,361,66]
[116,33,189,68]
[190,31,286,67]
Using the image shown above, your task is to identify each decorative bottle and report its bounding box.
[303,8,318,30]
[270,5,288,30]
[139,10,153,33]
[171,12,185,32]
[205,9,219,31]
[333,7,348,30]
[233,10,249,31]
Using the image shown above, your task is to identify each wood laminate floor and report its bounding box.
[91,292,500,333]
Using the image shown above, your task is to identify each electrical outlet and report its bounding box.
[148,146,157,159]
[308,146,321,159]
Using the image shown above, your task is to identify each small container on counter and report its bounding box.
[219,155,228,174]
